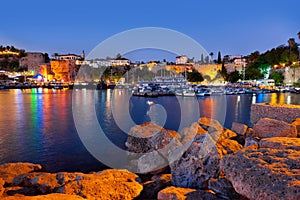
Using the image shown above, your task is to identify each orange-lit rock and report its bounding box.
[253,118,297,138]
[231,122,248,136]
[2,193,84,199]
[208,178,243,200]
[157,186,219,200]
[0,163,42,185]
[220,148,300,200]
[259,137,300,151]
[157,186,196,200]
[12,172,86,194]
[0,178,4,196]
[291,118,300,137]
[56,169,143,200]
[171,130,242,188]
[126,122,182,174]
[139,174,172,199]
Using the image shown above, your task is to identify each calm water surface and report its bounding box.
[0,88,299,172]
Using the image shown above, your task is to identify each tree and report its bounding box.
[227,70,242,83]
[269,71,284,85]
[217,51,222,64]
[186,69,204,83]
[116,53,122,59]
[298,32,300,40]
[245,67,264,80]
[219,60,228,81]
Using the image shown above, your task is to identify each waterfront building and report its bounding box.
[50,60,78,82]
[176,55,188,65]
[19,52,45,75]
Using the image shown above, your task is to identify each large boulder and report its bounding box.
[125,122,182,174]
[231,122,248,136]
[139,174,172,199]
[126,122,181,153]
[1,193,84,199]
[253,118,297,138]
[56,169,143,200]
[291,118,300,137]
[251,103,300,125]
[157,186,219,200]
[12,172,86,194]
[220,148,300,200]
[0,163,42,185]
[208,178,244,200]
[259,137,300,151]
[171,127,242,189]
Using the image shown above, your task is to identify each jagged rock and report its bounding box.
[180,122,207,144]
[139,174,172,199]
[198,117,224,132]
[0,178,4,196]
[253,118,297,138]
[0,163,42,185]
[220,148,300,200]
[208,178,244,200]
[137,151,167,174]
[5,186,40,196]
[12,172,86,194]
[1,193,84,199]
[244,137,259,148]
[171,129,242,189]
[259,137,300,151]
[125,122,182,174]
[157,186,196,200]
[126,122,181,153]
[157,186,220,200]
[231,122,248,136]
[56,169,143,200]
[291,118,300,137]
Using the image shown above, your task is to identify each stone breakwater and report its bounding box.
[251,103,300,125]
[0,110,300,199]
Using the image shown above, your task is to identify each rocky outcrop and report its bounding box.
[171,119,242,189]
[139,174,172,199]
[231,122,248,136]
[0,163,42,185]
[0,178,4,196]
[291,118,300,137]
[157,186,219,200]
[259,137,300,151]
[2,193,85,199]
[12,172,86,194]
[251,103,300,125]
[220,148,300,200]
[253,118,297,138]
[56,169,143,200]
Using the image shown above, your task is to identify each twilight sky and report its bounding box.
[1,0,299,61]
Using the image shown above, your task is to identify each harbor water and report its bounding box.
[0,88,299,172]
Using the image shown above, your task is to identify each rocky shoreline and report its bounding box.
[1,104,300,199]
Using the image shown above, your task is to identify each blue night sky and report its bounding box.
[1,0,299,61]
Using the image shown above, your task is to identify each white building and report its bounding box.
[176,55,188,65]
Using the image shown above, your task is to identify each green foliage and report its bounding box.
[0,74,8,80]
[186,68,204,83]
[269,71,284,85]
[245,67,264,80]
[219,61,228,81]
[227,70,242,83]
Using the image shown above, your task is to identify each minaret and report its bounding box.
[81,50,85,60]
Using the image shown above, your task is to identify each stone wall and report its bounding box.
[251,103,300,125]
[19,52,45,74]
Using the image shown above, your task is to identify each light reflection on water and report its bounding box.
[0,88,299,172]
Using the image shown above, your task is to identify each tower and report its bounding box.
[81,50,85,60]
